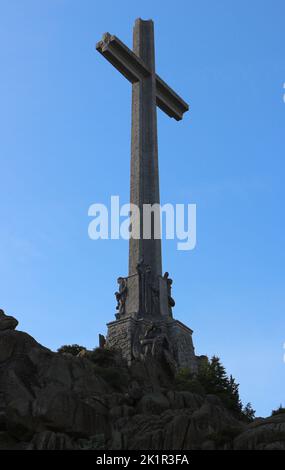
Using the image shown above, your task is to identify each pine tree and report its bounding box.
[242,403,256,422]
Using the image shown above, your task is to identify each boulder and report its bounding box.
[163,412,192,449]
[6,397,42,440]
[0,309,18,331]
[137,392,170,415]
[0,329,45,364]
[33,385,110,438]
[167,390,203,411]
[234,413,285,450]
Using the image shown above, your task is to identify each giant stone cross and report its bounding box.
[96,19,197,371]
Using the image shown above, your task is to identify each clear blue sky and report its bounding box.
[0,0,284,417]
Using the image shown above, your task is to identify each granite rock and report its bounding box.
[0,322,282,450]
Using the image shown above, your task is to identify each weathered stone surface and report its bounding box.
[0,431,21,450]
[234,414,285,450]
[0,324,282,450]
[27,431,76,450]
[168,320,197,372]
[163,413,192,450]
[78,433,107,450]
[33,386,110,438]
[0,328,112,445]
[6,398,43,440]
[0,309,18,331]
[166,391,204,411]
[127,380,143,401]
[137,392,170,415]
[0,411,6,431]
[110,405,134,420]
[0,329,44,363]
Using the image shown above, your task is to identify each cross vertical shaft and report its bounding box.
[129,19,162,279]
[96,18,189,318]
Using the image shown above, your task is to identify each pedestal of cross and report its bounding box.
[96,19,197,371]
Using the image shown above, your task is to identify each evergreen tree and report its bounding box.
[242,403,256,422]
[195,356,254,421]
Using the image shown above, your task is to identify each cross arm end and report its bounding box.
[96,33,150,84]
[156,75,189,121]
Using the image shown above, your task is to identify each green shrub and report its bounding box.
[175,368,205,395]
[88,347,118,367]
[271,405,285,416]
[57,344,86,356]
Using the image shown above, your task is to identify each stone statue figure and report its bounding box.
[163,272,175,316]
[149,281,160,316]
[136,258,152,316]
[136,258,161,316]
[139,322,177,374]
[115,277,128,319]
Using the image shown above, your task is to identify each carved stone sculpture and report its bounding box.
[115,277,128,319]
[164,272,175,316]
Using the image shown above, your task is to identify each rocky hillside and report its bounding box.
[0,309,284,450]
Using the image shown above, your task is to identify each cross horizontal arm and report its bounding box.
[96,32,189,121]
[96,33,151,83]
[156,75,189,121]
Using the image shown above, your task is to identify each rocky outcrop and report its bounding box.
[0,311,111,449]
[234,414,285,450]
[110,394,245,450]
[0,309,18,331]
[0,309,283,450]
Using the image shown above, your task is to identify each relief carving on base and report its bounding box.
[132,321,177,374]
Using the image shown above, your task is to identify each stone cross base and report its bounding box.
[106,316,198,374]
